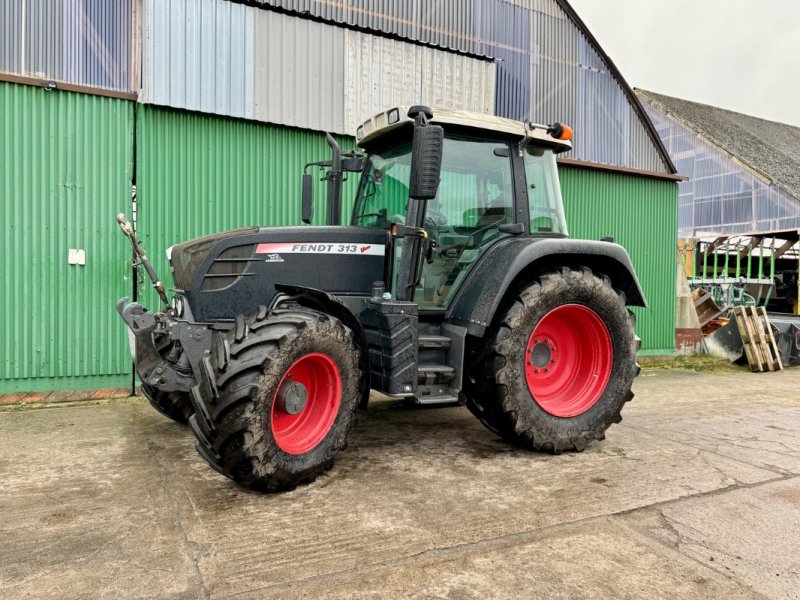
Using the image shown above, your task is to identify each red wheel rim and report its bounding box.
[524,304,612,417]
[271,353,341,454]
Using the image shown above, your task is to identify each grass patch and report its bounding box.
[639,354,747,373]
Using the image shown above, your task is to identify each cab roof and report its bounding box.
[356,107,573,153]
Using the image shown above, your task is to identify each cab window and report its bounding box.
[524,147,568,235]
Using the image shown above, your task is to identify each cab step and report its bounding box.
[418,363,456,385]
[418,335,452,349]
[412,391,461,405]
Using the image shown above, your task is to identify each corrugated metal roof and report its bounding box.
[638,89,800,201]
[543,0,675,174]
[474,0,530,121]
[243,0,482,56]
[0,0,133,92]
[639,90,800,237]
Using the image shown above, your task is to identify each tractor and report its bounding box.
[117,106,644,491]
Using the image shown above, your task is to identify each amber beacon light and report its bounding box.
[547,122,573,141]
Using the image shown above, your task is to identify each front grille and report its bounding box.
[200,244,256,291]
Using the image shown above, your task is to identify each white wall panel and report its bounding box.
[344,30,495,134]
[253,10,346,133]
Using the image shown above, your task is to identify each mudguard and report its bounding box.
[446,236,647,337]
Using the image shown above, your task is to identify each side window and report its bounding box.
[525,148,568,235]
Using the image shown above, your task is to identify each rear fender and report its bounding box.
[446,237,647,337]
[274,284,372,409]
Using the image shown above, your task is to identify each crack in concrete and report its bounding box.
[217,472,799,599]
[137,409,210,600]
[620,421,799,478]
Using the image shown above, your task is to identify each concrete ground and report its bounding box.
[1,368,799,599]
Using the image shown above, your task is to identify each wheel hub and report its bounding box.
[278,379,308,415]
[529,340,554,369]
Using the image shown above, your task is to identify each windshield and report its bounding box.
[351,142,413,228]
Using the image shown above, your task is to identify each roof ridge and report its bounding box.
[636,88,800,132]
[636,88,800,201]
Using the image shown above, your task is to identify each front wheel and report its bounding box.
[188,308,362,491]
[465,267,640,453]
[140,384,194,425]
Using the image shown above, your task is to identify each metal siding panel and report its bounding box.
[344,29,495,135]
[0,82,133,389]
[473,0,530,121]
[135,104,359,309]
[140,0,254,119]
[253,10,345,133]
[559,166,678,353]
[529,0,663,172]
[0,1,23,73]
[230,0,667,171]
[1,0,132,92]
[250,0,476,53]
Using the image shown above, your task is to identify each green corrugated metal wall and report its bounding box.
[560,166,677,354]
[135,106,676,352]
[0,82,134,392]
[135,105,357,306]
[1,95,676,394]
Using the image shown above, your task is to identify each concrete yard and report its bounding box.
[1,368,799,599]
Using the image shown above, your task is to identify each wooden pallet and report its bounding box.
[733,306,783,372]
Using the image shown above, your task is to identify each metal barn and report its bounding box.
[0,0,680,393]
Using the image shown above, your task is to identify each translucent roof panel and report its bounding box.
[642,100,800,238]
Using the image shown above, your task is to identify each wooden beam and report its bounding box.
[773,239,797,260]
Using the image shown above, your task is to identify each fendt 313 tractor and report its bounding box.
[117,106,644,491]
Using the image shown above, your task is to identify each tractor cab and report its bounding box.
[351,107,573,308]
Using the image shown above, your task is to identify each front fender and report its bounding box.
[445,237,647,337]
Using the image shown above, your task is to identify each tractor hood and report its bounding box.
[171,228,259,290]
[173,226,387,322]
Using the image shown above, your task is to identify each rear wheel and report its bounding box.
[188,308,362,491]
[140,384,193,425]
[465,267,639,452]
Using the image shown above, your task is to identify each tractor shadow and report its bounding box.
[347,396,525,461]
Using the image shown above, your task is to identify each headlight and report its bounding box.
[171,296,184,317]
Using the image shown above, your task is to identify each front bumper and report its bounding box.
[116,298,211,392]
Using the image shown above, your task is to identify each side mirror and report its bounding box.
[408,108,443,200]
[301,173,313,224]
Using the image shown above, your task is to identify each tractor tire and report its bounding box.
[140,384,194,425]
[188,307,362,491]
[464,266,640,453]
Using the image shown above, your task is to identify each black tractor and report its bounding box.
[117,106,644,491]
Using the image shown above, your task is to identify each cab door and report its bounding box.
[416,135,515,309]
